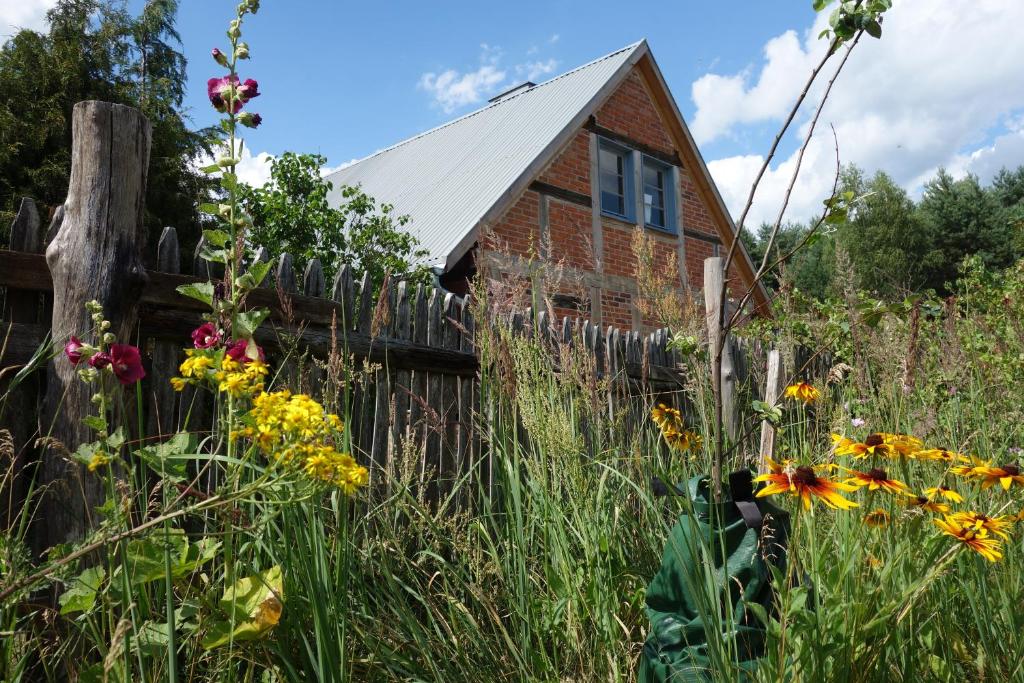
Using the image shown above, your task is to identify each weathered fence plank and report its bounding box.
[40,101,151,549]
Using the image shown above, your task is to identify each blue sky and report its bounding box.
[5,1,1024,227]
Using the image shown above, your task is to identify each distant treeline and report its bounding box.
[741,164,1024,299]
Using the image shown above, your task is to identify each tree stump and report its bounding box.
[40,101,151,550]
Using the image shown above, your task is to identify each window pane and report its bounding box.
[643,162,668,227]
[599,145,626,216]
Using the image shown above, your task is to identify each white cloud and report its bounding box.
[517,58,558,83]
[695,1,1024,228]
[418,64,507,113]
[419,43,561,113]
[321,158,361,177]
[548,33,560,44]
[1,0,57,35]
[234,146,275,188]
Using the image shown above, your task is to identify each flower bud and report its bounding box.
[91,393,104,405]
[247,0,260,13]
[102,332,115,344]
[238,111,262,128]
[228,20,241,39]
[217,157,239,168]
[235,42,250,59]
[100,320,111,331]
[212,47,229,67]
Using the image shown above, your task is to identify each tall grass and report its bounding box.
[3,257,1024,681]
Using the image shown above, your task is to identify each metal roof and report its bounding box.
[324,41,647,270]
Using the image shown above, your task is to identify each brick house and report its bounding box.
[326,40,766,330]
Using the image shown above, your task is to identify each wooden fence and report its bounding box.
[1,101,824,551]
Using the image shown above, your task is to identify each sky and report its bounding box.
[3,0,1024,229]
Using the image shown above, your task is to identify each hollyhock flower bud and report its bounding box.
[191,322,222,349]
[247,0,260,13]
[89,352,111,370]
[228,20,241,39]
[237,78,260,102]
[212,47,229,67]
[108,344,146,385]
[65,336,86,365]
[235,42,249,59]
[238,111,262,128]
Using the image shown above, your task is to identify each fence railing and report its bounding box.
[1,101,820,550]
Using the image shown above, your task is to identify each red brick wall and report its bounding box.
[538,131,590,196]
[483,65,749,329]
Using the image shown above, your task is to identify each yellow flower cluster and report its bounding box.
[784,381,820,405]
[650,403,702,453]
[171,349,267,397]
[87,450,111,473]
[234,390,368,494]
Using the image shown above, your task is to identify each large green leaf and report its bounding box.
[202,565,283,649]
[177,282,215,306]
[235,309,271,339]
[124,530,220,586]
[135,431,195,480]
[59,566,105,615]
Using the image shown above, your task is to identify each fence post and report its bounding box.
[40,101,151,549]
[758,349,784,473]
[703,257,739,445]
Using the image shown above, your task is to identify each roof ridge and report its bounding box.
[326,40,646,175]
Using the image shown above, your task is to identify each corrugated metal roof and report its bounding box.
[325,41,646,270]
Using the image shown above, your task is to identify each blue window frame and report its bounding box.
[642,156,675,233]
[598,139,634,220]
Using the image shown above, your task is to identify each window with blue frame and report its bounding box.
[642,157,675,232]
[598,140,633,220]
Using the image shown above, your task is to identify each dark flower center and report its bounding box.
[865,434,884,447]
[1001,464,1020,476]
[913,496,928,505]
[792,466,819,486]
[867,468,888,480]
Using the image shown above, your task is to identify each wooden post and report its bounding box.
[758,349,784,474]
[703,257,739,453]
[147,227,181,439]
[41,101,151,549]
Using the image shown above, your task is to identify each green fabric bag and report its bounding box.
[639,472,790,683]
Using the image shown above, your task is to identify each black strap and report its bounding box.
[729,469,763,530]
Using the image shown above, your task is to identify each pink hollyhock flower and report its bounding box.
[89,352,111,369]
[108,344,146,385]
[207,75,260,113]
[191,322,222,349]
[237,78,260,101]
[65,336,86,365]
[226,338,265,364]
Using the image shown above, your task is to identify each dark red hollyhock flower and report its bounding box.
[89,352,111,369]
[108,344,146,385]
[191,322,222,349]
[237,78,260,101]
[226,338,265,364]
[65,336,86,365]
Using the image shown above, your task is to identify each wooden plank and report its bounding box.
[331,264,355,332]
[459,295,479,502]
[423,289,442,505]
[409,285,428,474]
[440,293,461,504]
[40,101,152,549]
[704,257,739,443]
[302,258,325,298]
[369,280,398,491]
[758,349,784,474]
[391,281,412,480]
[147,227,182,439]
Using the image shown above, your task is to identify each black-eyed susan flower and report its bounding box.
[864,509,891,528]
[877,432,923,457]
[950,511,1014,540]
[923,485,964,503]
[950,456,991,479]
[662,425,702,453]
[915,448,966,462]
[650,403,682,430]
[843,466,911,496]
[906,496,950,514]
[832,433,892,458]
[754,459,859,511]
[976,463,1024,491]
[934,515,1003,562]
[784,381,819,405]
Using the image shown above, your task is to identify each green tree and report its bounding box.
[239,152,431,287]
[916,169,1013,292]
[836,165,941,297]
[0,0,214,252]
